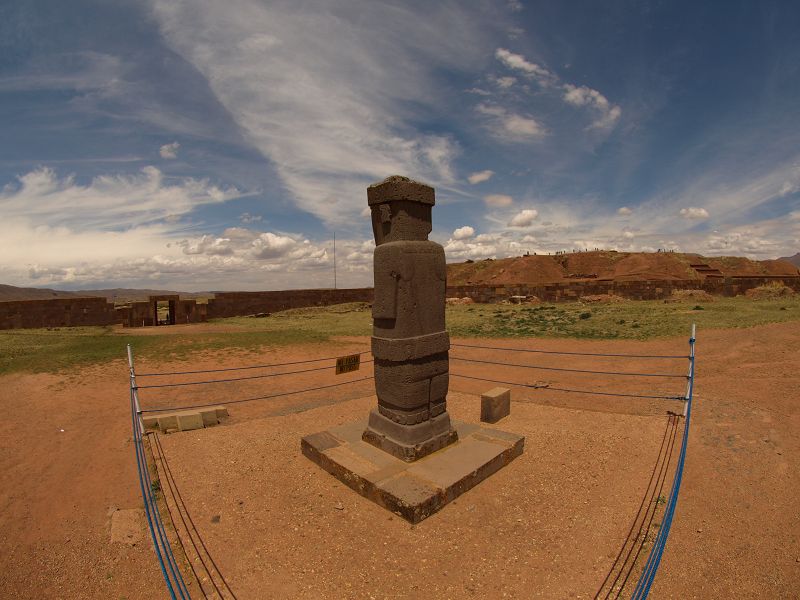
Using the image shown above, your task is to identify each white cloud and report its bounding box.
[679,207,710,220]
[494,48,555,86]
[476,104,546,141]
[494,76,516,89]
[239,212,262,223]
[622,231,635,239]
[0,166,242,230]
[493,49,621,133]
[452,226,475,240]
[178,235,234,256]
[779,181,797,196]
[617,206,633,216]
[562,84,621,130]
[467,170,494,184]
[484,194,514,207]
[149,0,493,225]
[508,209,538,227]
[159,141,180,159]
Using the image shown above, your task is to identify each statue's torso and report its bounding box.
[372,241,447,358]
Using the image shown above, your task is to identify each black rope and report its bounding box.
[151,432,239,600]
[136,360,373,390]
[149,433,214,599]
[136,350,370,377]
[140,375,374,413]
[451,373,684,400]
[452,343,687,360]
[594,415,675,600]
[451,356,687,379]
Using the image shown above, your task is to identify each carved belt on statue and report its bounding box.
[371,331,450,361]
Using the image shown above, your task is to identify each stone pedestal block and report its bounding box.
[302,419,524,523]
[481,387,511,423]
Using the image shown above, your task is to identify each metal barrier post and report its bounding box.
[127,344,144,435]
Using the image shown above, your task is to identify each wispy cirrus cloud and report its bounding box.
[467,170,494,184]
[492,47,621,131]
[148,0,501,226]
[476,103,546,141]
[0,166,243,230]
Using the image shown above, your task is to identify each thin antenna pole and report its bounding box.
[333,231,337,289]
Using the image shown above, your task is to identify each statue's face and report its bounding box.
[370,201,433,244]
[371,204,392,246]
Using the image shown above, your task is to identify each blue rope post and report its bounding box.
[630,324,696,599]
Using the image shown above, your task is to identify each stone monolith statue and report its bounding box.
[361,176,458,461]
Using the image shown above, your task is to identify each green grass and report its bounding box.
[446,296,800,339]
[1,297,798,375]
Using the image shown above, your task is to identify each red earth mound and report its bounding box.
[446,251,799,286]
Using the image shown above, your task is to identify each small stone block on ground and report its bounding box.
[302,419,524,523]
[481,387,511,423]
[142,415,159,429]
[199,408,220,426]
[176,411,204,432]
[144,405,228,432]
[156,414,178,431]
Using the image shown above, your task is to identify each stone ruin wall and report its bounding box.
[1,276,798,330]
[445,275,800,303]
[0,297,116,330]
[117,296,208,328]
[205,288,375,318]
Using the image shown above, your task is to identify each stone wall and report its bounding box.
[445,275,800,303]
[117,296,208,327]
[2,276,797,330]
[0,297,116,330]
[206,288,374,319]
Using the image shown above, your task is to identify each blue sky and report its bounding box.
[1,0,798,291]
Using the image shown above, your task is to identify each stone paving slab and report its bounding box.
[301,419,524,523]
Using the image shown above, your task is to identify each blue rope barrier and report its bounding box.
[129,346,191,599]
[450,355,687,379]
[136,423,191,600]
[630,327,696,599]
[452,342,688,359]
[136,360,374,390]
[130,388,178,600]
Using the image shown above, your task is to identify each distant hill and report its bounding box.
[0,284,86,302]
[447,251,800,286]
[779,252,800,268]
[0,284,212,304]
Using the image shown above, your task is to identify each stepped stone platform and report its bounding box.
[302,419,524,523]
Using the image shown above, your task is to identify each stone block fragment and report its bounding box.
[176,411,204,431]
[481,387,511,423]
[142,415,159,429]
[156,414,178,431]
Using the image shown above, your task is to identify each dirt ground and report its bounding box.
[1,323,798,599]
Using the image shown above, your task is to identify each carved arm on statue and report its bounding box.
[372,256,399,320]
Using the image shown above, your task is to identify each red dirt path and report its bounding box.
[1,324,798,598]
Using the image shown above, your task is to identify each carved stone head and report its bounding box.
[367,175,434,245]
